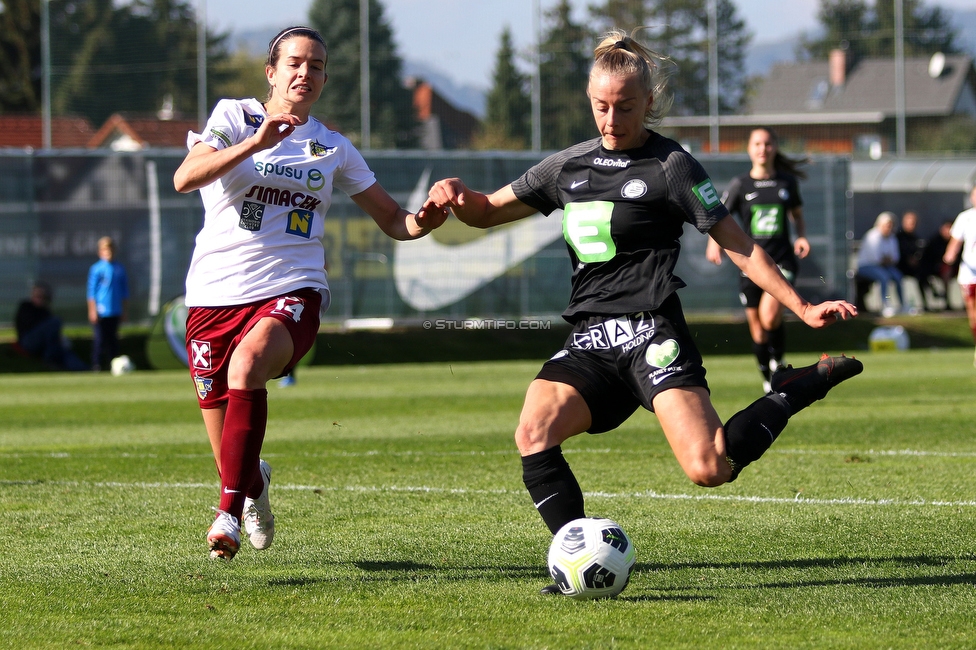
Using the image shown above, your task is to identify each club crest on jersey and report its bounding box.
[240,200,265,231]
[242,110,264,129]
[190,339,212,370]
[309,140,337,158]
[621,179,647,199]
[194,375,213,400]
[285,209,314,238]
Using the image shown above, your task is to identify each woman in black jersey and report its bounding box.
[706,127,809,393]
[428,30,861,595]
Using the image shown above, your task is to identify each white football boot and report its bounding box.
[242,459,275,550]
[207,509,241,560]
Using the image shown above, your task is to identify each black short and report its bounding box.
[738,264,796,309]
[535,292,708,433]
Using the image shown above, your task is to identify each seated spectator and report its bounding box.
[918,220,957,311]
[897,211,926,282]
[14,282,87,371]
[856,211,905,317]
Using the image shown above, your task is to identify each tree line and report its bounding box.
[0,0,963,151]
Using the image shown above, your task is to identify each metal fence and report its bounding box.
[0,149,851,327]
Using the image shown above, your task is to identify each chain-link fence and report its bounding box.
[0,148,858,329]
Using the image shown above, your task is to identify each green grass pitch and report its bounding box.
[1,349,975,649]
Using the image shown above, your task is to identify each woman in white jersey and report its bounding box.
[943,186,976,365]
[428,30,861,596]
[174,26,446,560]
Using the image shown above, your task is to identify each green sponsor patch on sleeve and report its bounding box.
[209,128,232,148]
[692,179,721,210]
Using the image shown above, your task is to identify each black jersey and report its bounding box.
[721,172,802,271]
[511,131,727,322]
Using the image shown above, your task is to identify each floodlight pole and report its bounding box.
[40,0,51,150]
[894,0,906,156]
[197,0,207,130]
[707,0,719,153]
[360,0,371,150]
[531,0,541,152]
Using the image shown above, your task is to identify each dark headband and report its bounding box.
[269,27,323,56]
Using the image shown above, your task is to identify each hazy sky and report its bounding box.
[203,0,973,88]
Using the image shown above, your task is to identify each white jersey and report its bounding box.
[184,98,376,307]
[950,207,976,285]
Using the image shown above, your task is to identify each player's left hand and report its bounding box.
[415,199,449,233]
[794,236,811,259]
[801,300,858,328]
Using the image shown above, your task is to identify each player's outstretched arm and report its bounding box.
[351,183,448,241]
[428,178,536,229]
[710,215,857,329]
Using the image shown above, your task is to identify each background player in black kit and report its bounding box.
[706,127,809,393]
[427,29,862,595]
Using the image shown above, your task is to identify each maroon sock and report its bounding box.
[217,388,268,518]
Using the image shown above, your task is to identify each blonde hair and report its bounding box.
[591,28,674,126]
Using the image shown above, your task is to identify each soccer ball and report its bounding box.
[547,517,636,600]
[110,355,135,376]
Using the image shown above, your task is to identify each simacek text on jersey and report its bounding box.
[425,319,553,331]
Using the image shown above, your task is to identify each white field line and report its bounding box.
[5,447,976,460]
[6,480,976,509]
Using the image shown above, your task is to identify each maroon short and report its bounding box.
[185,288,322,408]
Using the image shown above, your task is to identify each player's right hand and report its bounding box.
[253,113,302,150]
[428,178,468,209]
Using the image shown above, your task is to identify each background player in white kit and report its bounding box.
[174,26,447,559]
[428,29,862,594]
[943,186,976,366]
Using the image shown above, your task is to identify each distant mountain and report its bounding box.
[231,10,976,122]
[230,27,487,118]
[953,8,976,55]
[746,38,798,77]
[401,60,486,118]
[230,28,278,58]
[746,7,976,77]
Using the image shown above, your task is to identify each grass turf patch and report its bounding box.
[1,350,975,648]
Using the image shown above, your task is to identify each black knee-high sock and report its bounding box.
[753,340,772,380]
[723,393,791,481]
[521,446,585,534]
[767,324,786,364]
